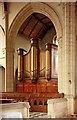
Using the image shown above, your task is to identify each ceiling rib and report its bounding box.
[40,16,47,20]
[33,14,49,30]
[28,21,38,38]
[19,13,55,40]
[35,25,45,39]
[21,15,33,34]
[39,28,47,39]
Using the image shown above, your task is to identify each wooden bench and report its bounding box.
[0,92,64,112]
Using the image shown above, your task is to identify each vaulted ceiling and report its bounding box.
[19,13,55,40]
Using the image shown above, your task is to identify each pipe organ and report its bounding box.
[0,42,62,113]
[30,38,39,83]
[39,50,45,77]
[16,39,62,112]
[24,49,31,79]
[17,48,24,81]
[45,43,51,80]
[17,40,58,83]
[17,38,59,112]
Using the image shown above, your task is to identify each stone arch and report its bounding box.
[6,2,63,91]
[8,2,63,47]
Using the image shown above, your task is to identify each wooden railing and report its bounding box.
[0,92,64,112]
[29,93,64,112]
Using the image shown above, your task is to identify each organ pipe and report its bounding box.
[17,48,24,81]
[45,43,51,80]
[30,38,39,83]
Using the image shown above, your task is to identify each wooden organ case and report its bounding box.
[16,38,63,112]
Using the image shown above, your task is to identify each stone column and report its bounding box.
[5,48,14,92]
[30,38,39,83]
[63,3,75,115]
[4,4,14,92]
[58,37,63,93]
[45,43,51,80]
[17,48,24,81]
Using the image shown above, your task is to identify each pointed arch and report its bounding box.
[8,2,63,47]
[6,2,63,91]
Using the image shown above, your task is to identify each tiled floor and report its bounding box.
[29,112,49,118]
[29,112,77,118]
[65,114,77,118]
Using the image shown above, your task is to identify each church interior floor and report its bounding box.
[29,112,77,118]
[64,114,77,118]
[29,112,50,118]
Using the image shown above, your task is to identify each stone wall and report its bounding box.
[0,102,30,118]
[47,98,67,118]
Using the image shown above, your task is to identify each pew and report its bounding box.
[0,92,64,112]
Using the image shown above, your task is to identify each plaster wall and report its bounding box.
[0,4,5,68]
[40,27,56,50]
[8,2,64,30]
[8,2,28,28]
[0,28,5,68]
[14,34,31,76]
